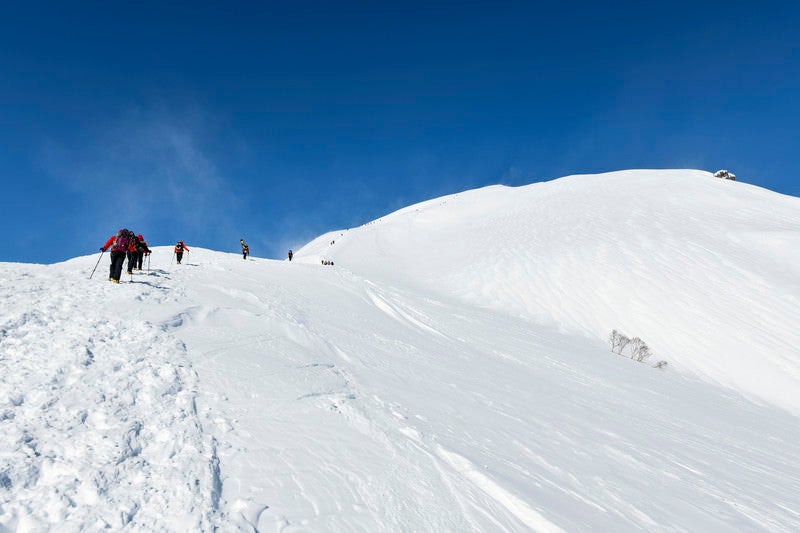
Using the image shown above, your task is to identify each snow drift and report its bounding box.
[1,169,799,531]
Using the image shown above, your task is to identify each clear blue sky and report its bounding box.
[2,1,798,264]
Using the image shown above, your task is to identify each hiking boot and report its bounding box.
[110,279,119,283]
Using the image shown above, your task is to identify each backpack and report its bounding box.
[176,243,184,252]
[112,229,130,252]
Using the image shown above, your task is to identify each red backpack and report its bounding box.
[112,230,130,252]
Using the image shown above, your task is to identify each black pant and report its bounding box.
[136,252,144,269]
[176,251,184,263]
[126,251,136,273]
[109,251,126,281]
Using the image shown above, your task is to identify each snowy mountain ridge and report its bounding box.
[300,169,800,413]
[1,169,799,531]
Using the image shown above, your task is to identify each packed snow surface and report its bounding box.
[1,170,799,531]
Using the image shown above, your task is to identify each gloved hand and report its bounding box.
[100,248,105,251]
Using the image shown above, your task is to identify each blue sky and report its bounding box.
[2,1,798,264]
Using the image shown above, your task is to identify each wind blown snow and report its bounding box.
[1,169,799,531]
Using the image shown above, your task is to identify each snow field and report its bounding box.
[152,247,799,531]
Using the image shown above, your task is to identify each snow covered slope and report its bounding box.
[1,169,799,531]
[298,169,800,414]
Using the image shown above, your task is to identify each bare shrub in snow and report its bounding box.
[713,169,736,181]
[609,329,631,355]
[609,330,659,367]
[629,337,651,362]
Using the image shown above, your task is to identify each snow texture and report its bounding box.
[1,169,799,531]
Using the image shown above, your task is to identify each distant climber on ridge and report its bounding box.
[174,240,189,264]
[288,250,293,261]
[241,239,249,260]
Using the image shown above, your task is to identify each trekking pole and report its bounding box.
[171,252,175,265]
[147,254,151,273]
[89,250,105,279]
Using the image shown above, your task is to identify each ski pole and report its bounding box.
[89,250,105,279]
[147,254,151,273]
[171,252,175,265]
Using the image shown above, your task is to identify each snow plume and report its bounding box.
[40,107,240,247]
[2,169,799,531]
